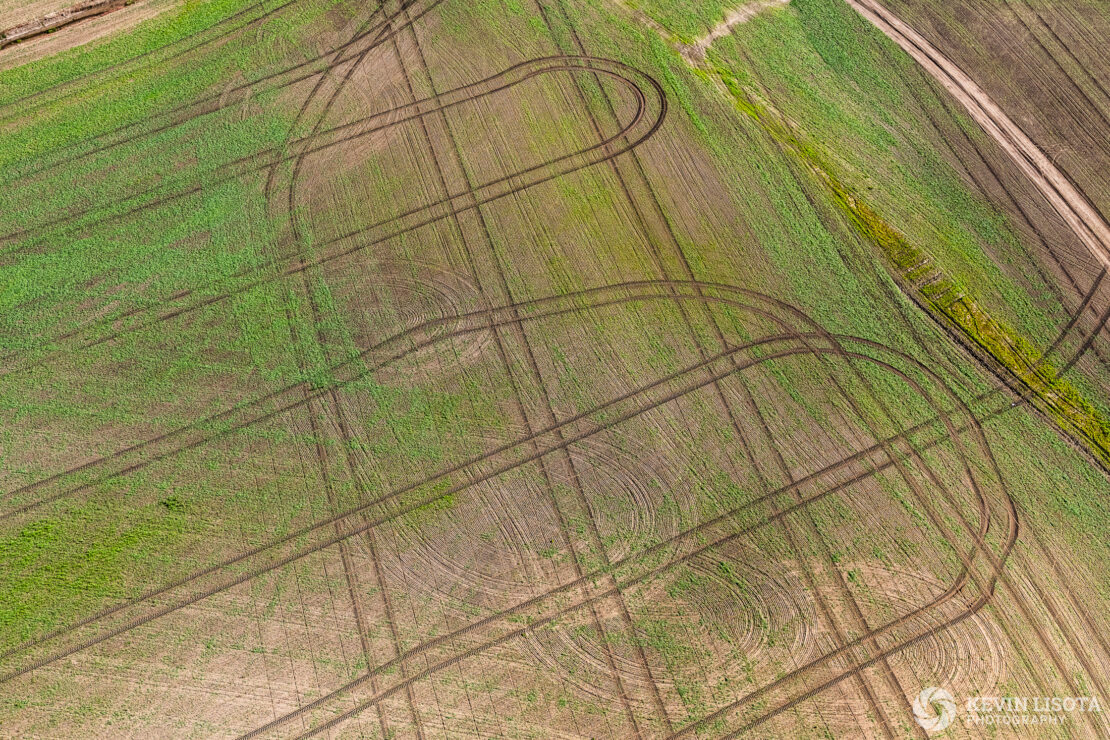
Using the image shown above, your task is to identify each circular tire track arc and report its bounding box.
[0,285,1007,736]
[233,330,1011,739]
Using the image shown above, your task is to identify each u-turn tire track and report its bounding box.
[0,55,665,380]
[238,335,1008,739]
[0,54,657,252]
[1,286,1007,739]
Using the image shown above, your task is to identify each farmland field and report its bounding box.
[0,0,1108,737]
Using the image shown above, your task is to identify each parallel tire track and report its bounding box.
[0,0,295,120]
[0,55,665,380]
[846,1,1110,722]
[1,285,1013,740]
[240,336,1010,738]
[0,54,657,252]
[0,0,448,189]
[385,10,645,731]
[845,0,1110,286]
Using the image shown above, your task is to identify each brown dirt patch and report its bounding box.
[0,0,179,71]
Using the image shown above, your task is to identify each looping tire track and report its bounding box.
[236,331,1012,739]
[5,1,1102,733]
[1,282,1016,740]
[0,56,664,381]
[0,55,660,252]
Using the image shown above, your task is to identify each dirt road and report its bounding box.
[844,0,1110,274]
[682,0,789,60]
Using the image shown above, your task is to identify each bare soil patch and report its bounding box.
[681,0,790,61]
[0,0,178,70]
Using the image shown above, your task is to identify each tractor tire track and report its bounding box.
[548,4,901,732]
[845,0,1110,300]
[0,0,447,188]
[0,55,654,252]
[999,0,1110,160]
[0,286,1012,736]
[1015,0,1110,122]
[387,8,643,731]
[236,338,1008,738]
[435,2,670,728]
[6,284,765,520]
[0,55,665,380]
[846,0,1110,719]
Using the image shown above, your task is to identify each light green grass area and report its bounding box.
[0,0,1108,732]
[561,0,1110,560]
[711,0,1062,343]
[627,0,759,43]
[0,0,524,651]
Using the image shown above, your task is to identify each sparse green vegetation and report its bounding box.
[0,0,1107,736]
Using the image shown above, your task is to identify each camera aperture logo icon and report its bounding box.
[914,686,957,733]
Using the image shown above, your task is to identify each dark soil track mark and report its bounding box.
[7,2,1103,732]
[237,330,1012,738]
[0,0,131,50]
[0,0,446,184]
[0,55,664,380]
[848,2,1110,720]
[1,283,1020,740]
[541,3,905,732]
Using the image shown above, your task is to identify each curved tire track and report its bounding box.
[0,56,665,380]
[0,285,1011,740]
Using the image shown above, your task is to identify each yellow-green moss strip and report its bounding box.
[714,66,1110,467]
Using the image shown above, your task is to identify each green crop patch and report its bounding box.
[1,0,1108,735]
